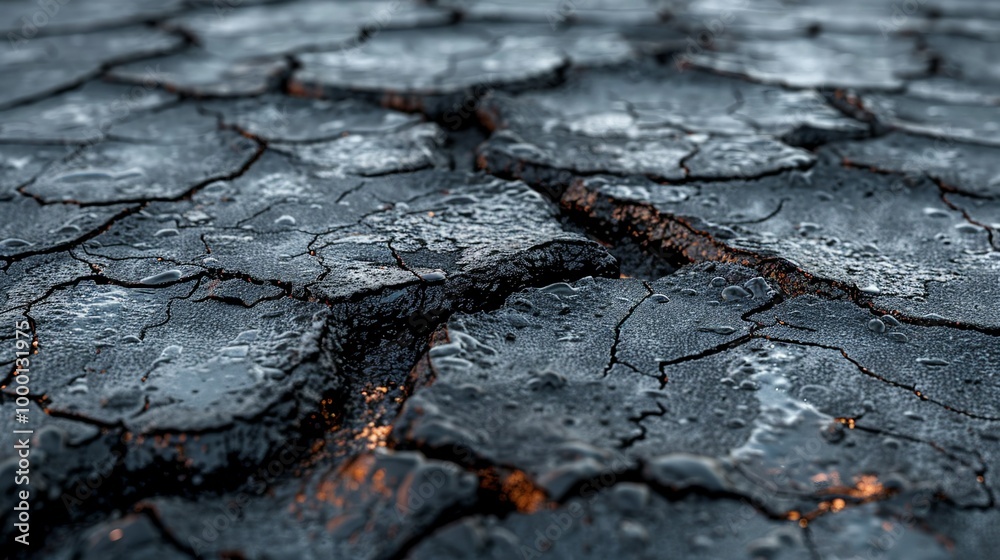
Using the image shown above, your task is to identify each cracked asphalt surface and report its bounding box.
[0,0,998,558]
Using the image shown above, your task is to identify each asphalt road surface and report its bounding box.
[1,0,999,558]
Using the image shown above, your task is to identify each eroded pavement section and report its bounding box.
[1,0,999,558]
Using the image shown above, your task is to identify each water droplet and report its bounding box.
[726,418,747,429]
[618,520,649,545]
[53,170,115,183]
[157,345,183,362]
[923,207,949,218]
[0,238,32,248]
[954,223,980,234]
[139,270,182,285]
[611,483,649,511]
[154,228,179,237]
[743,277,771,299]
[54,224,82,235]
[721,286,751,301]
[881,315,901,327]
[692,535,715,549]
[68,378,89,395]
[699,325,737,335]
[220,345,249,359]
[509,315,530,328]
[443,194,479,205]
[739,380,759,391]
[680,288,698,296]
[643,454,731,492]
[274,215,297,226]
[867,318,886,333]
[747,528,802,558]
[185,210,211,223]
[419,271,446,283]
[859,284,881,295]
[916,358,949,366]
[540,282,578,296]
[527,370,567,390]
[233,330,258,343]
[650,294,670,304]
[430,338,467,359]
[710,277,727,287]
[121,335,142,344]
[797,222,821,234]
[888,332,908,343]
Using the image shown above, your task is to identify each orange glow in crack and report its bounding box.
[355,422,391,450]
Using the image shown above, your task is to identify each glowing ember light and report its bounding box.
[501,470,547,513]
[811,471,842,487]
[477,468,547,513]
[850,474,885,499]
[835,417,856,429]
[363,386,390,404]
[355,422,392,449]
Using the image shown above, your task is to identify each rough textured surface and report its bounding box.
[0,27,182,109]
[683,34,928,90]
[560,155,1000,331]
[477,63,863,187]
[829,131,1000,199]
[2,1,999,559]
[0,81,175,143]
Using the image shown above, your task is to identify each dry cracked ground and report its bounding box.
[1,0,999,558]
